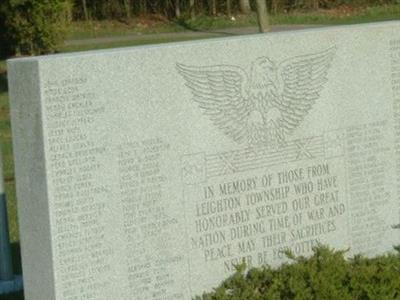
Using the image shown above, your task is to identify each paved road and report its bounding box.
[65,25,323,46]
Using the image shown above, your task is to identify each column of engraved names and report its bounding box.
[189,161,346,272]
[43,77,113,300]
[390,39,400,224]
[345,121,390,254]
[117,139,184,300]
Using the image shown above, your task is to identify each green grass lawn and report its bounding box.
[0,62,18,243]
[270,4,400,25]
[0,59,22,300]
[62,34,216,52]
[183,4,400,29]
[67,4,400,40]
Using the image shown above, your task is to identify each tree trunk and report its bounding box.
[175,0,181,18]
[239,0,251,14]
[82,0,89,21]
[124,0,131,19]
[227,0,231,17]
[272,0,279,15]
[210,0,217,16]
[255,0,269,33]
[140,0,147,14]
[189,0,195,19]
[199,0,204,16]
[313,0,319,10]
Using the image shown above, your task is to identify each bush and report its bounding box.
[197,245,400,300]
[0,0,72,57]
[0,2,13,57]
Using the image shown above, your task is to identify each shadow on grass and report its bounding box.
[174,18,202,32]
[2,242,24,300]
[174,18,237,36]
[0,71,8,93]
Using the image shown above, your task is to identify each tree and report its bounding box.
[255,0,269,32]
[123,0,131,19]
[0,2,12,58]
[239,0,251,14]
[2,0,71,56]
[139,0,147,14]
[227,0,232,17]
[210,0,216,16]
[271,0,279,14]
[82,0,89,21]
[189,0,195,19]
[175,0,181,18]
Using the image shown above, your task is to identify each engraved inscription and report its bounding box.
[183,118,394,284]
[44,77,112,300]
[206,137,324,179]
[345,121,391,254]
[183,152,347,278]
[117,139,185,300]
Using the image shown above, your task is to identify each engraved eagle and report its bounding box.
[177,47,336,148]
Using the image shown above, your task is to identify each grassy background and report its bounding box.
[2,4,400,299]
[67,4,400,39]
[63,34,215,52]
[0,61,17,242]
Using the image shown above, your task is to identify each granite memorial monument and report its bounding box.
[7,21,400,300]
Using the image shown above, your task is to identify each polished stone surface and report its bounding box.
[7,21,400,300]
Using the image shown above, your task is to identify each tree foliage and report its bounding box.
[0,0,71,56]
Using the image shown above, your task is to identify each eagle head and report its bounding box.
[250,57,277,89]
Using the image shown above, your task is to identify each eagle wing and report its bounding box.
[275,47,336,135]
[176,63,251,144]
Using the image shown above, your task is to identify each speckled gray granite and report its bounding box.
[7,21,400,300]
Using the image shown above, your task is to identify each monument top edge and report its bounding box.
[7,20,400,64]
